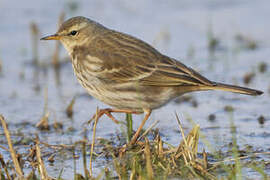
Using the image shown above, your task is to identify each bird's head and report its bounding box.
[41,16,104,53]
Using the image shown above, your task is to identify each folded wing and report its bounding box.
[85,30,214,87]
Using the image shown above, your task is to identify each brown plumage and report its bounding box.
[41,16,263,145]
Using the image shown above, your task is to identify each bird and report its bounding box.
[41,16,263,145]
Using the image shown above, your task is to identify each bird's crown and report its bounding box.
[58,16,96,34]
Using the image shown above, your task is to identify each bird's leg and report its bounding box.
[129,109,152,145]
[90,108,142,124]
[119,109,152,155]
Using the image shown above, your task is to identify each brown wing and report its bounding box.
[84,30,214,86]
[140,56,214,86]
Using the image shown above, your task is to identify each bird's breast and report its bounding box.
[71,56,99,88]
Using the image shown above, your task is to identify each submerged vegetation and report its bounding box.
[1,113,269,179]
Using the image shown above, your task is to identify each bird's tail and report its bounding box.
[203,82,263,96]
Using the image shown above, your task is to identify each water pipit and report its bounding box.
[41,16,263,145]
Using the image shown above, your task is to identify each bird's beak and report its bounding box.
[40,34,61,40]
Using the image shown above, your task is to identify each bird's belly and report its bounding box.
[72,62,176,110]
[88,82,176,111]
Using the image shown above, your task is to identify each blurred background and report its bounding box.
[0,0,269,177]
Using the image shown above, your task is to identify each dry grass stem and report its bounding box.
[0,145,9,152]
[30,22,39,64]
[36,87,50,130]
[156,134,164,158]
[66,96,76,118]
[129,158,136,180]
[89,107,99,177]
[0,115,24,179]
[52,12,65,67]
[176,124,200,161]
[138,120,159,142]
[35,137,50,180]
[203,149,208,169]
[82,140,90,178]
[0,154,12,180]
[174,113,187,154]
[144,138,154,180]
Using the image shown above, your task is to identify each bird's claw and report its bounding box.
[88,109,120,125]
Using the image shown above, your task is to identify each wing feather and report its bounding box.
[81,30,214,86]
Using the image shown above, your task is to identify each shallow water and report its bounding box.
[0,0,269,178]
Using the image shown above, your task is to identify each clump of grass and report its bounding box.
[36,111,50,131]
[99,114,215,179]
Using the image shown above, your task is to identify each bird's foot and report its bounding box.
[88,108,142,124]
[88,108,120,124]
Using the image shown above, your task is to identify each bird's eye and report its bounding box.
[70,30,77,36]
